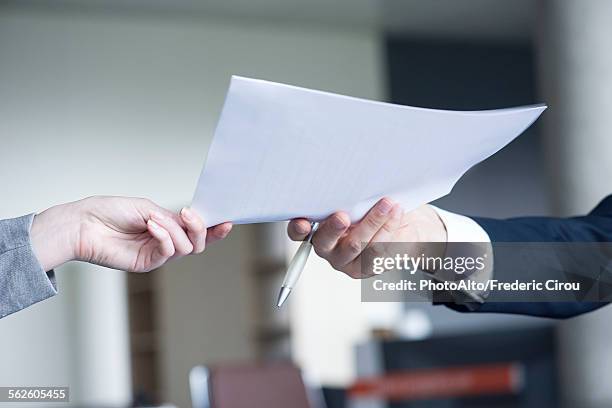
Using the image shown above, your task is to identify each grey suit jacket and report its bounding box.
[0,214,57,318]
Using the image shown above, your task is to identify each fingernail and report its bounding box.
[332,215,347,230]
[295,222,309,234]
[148,219,160,230]
[181,207,194,221]
[378,199,393,215]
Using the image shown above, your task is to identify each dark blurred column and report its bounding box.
[252,223,292,358]
[537,0,612,406]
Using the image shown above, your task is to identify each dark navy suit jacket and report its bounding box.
[446,195,612,319]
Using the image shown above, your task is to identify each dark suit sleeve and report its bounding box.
[444,195,612,319]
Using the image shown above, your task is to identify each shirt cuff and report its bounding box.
[428,205,493,306]
[429,206,491,243]
[0,214,58,319]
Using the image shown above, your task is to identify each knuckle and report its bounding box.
[319,244,334,254]
[312,237,333,253]
[380,221,395,234]
[313,244,331,259]
[346,238,363,255]
[365,215,382,230]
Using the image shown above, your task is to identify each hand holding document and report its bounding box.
[191,76,545,227]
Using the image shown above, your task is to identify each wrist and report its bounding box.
[30,200,86,271]
[407,206,448,271]
[408,205,448,243]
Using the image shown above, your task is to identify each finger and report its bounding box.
[288,219,311,241]
[343,205,403,278]
[150,211,194,256]
[180,207,207,254]
[311,212,350,255]
[206,222,233,245]
[334,198,395,267]
[147,220,175,259]
[371,204,403,243]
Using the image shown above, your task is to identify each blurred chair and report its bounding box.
[189,362,311,408]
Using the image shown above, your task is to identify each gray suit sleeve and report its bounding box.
[0,214,58,319]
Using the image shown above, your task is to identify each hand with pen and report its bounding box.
[287,198,448,278]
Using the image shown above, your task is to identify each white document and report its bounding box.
[192,76,546,227]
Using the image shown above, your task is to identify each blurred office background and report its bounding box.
[1,0,611,407]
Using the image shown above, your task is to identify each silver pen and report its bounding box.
[276,222,319,307]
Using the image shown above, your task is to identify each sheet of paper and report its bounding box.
[192,76,546,227]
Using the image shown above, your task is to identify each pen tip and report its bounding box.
[276,287,292,308]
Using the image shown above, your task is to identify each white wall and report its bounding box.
[290,252,397,387]
[0,4,383,406]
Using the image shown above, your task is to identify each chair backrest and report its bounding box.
[190,362,311,408]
